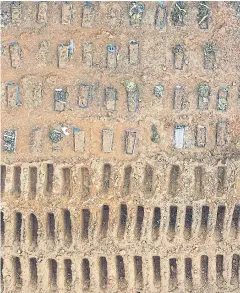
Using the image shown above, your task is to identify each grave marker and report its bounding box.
[3,130,17,152]
[125,130,137,154]
[9,42,20,68]
[73,128,85,152]
[102,130,114,153]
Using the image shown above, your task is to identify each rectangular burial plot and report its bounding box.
[128,40,139,65]
[184,207,193,240]
[201,255,209,285]
[63,209,72,245]
[3,130,17,152]
[196,125,206,147]
[155,2,167,29]
[29,213,38,247]
[37,2,48,24]
[199,206,210,238]
[102,164,111,191]
[174,125,186,149]
[238,86,240,107]
[128,2,145,27]
[13,257,22,288]
[13,166,21,195]
[144,164,153,193]
[169,165,180,197]
[1,212,4,245]
[57,40,73,68]
[216,255,224,286]
[82,41,93,67]
[116,255,126,287]
[82,2,95,28]
[54,88,67,112]
[171,2,187,26]
[197,84,210,110]
[173,44,185,70]
[217,88,229,112]
[216,122,227,146]
[134,256,143,288]
[48,259,57,288]
[61,2,73,24]
[1,258,3,290]
[215,205,226,242]
[173,86,187,111]
[153,256,161,286]
[11,2,22,25]
[15,212,22,243]
[197,1,210,30]
[168,206,178,240]
[135,206,144,240]
[105,87,117,111]
[64,259,72,286]
[6,82,19,107]
[9,42,20,68]
[30,127,42,153]
[99,257,108,289]
[125,82,139,112]
[45,163,54,194]
[1,165,6,194]
[100,205,109,238]
[231,205,240,239]
[217,166,226,196]
[125,130,137,154]
[58,43,69,68]
[81,167,90,198]
[203,43,216,70]
[169,258,178,291]
[62,167,71,196]
[102,130,113,153]
[78,84,91,108]
[118,204,127,238]
[185,258,193,290]
[82,258,90,289]
[152,207,161,241]
[82,209,90,240]
[29,166,37,198]
[230,254,240,288]
[194,166,204,199]
[107,44,117,69]
[122,165,132,195]
[0,3,11,28]
[30,258,38,286]
[47,213,55,242]
[73,128,85,152]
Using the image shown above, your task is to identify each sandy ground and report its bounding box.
[1,1,240,293]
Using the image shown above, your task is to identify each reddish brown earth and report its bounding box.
[1,1,240,293]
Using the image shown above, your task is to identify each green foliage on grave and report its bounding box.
[171,2,187,26]
[173,44,184,55]
[197,1,209,26]
[229,1,240,17]
[49,129,63,143]
[154,84,164,98]
[203,43,216,56]
[151,124,160,143]
[197,84,210,97]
